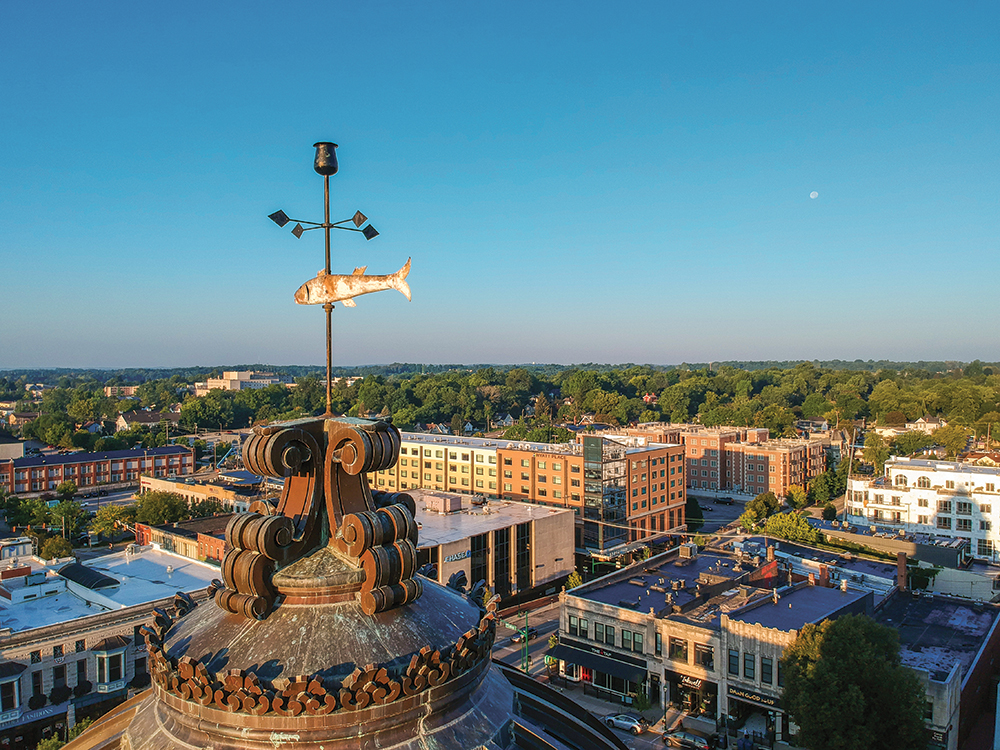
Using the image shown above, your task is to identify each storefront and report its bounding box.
[725,685,785,744]
[665,670,718,718]
[549,638,648,704]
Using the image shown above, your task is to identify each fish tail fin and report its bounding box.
[393,257,412,301]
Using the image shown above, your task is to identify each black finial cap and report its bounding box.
[313,142,339,176]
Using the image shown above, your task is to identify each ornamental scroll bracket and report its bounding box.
[215,415,422,620]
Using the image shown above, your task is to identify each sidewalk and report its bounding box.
[537,673,686,735]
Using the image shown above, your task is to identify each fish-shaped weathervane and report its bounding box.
[294,258,411,307]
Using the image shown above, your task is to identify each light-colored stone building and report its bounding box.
[410,489,574,602]
[847,457,1000,562]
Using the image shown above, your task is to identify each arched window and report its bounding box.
[895,475,908,486]
[917,476,930,488]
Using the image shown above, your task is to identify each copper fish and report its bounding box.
[294,258,411,307]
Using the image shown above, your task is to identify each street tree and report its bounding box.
[785,485,808,510]
[40,536,73,560]
[566,571,583,590]
[781,614,927,750]
[56,480,77,500]
[822,503,838,521]
[90,504,137,539]
[134,491,189,525]
[190,498,227,518]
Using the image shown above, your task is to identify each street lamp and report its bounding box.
[267,143,380,416]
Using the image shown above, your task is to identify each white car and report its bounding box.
[604,713,649,734]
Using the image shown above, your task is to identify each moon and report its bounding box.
[809,191,819,199]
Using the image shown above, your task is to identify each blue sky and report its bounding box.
[1,1,997,368]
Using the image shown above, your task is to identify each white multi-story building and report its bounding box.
[847,457,1000,562]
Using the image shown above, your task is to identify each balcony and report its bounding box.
[96,679,127,694]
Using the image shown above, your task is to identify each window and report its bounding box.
[633,632,643,653]
[957,501,972,516]
[31,672,42,697]
[595,622,604,642]
[982,520,992,531]
[622,631,632,652]
[957,518,972,532]
[97,652,123,683]
[53,645,63,659]
[655,633,662,656]
[0,677,18,712]
[987,484,996,493]
[569,616,578,637]
[918,476,931,488]
[669,638,688,662]
[53,665,66,689]
[946,480,955,489]
[537,461,546,469]
[604,625,614,646]
[695,644,714,670]
[761,657,773,684]
[918,498,929,508]
[983,504,993,514]
[925,701,933,721]
[937,500,951,513]
[978,539,994,557]
[728,649,739,676]
[919,515,929,525]
[743,652,755,680]
[579,618,588,639]
[30,651,41,665]
[937,517,952,530]
[895,475,908,486]
[77,660,86,683]
[521,460,529,467]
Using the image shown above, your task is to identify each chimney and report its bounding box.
[897,551,908,591]
[808,572,816,586]
[766,545,775,562]
[819,564,829,588]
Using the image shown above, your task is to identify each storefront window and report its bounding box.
[669,638,688,662]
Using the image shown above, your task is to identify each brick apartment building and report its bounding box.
[0,446,194,496]
[102,386,138,398]
[600,424,825,499]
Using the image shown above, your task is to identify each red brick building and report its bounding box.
[0,446,194,495]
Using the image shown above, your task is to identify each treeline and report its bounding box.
[6,362,1000,447]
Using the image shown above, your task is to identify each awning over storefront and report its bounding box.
[548,644,646,683]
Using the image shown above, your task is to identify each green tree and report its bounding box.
[23,498,52,529]
[822,503,838,521]
[189,498,227,518]
[55,480,77,500]
[785,484,808,510]
[134,491,189,525]
[90,504,137,538]
[738,492,780,530]
[863,432,891,474]
[566,571,583,589]
[781,614,928,750]
[41,535,73,559]
[762,512,821,544]
[933,424,971,458]
[892,430,933,456]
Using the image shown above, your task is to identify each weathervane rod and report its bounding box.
[323,172,334,416]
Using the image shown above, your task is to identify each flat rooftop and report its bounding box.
[400,432,522,450]
[0,547,217,632]
[412,491,573,549]
[808,518,971,551]
[9,445,189,468]
[729,584,869,631]
[574,549,746,614]
[887,458,1000,477]
[875,593,1000,681]
[741,537,899,581]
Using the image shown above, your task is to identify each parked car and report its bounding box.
[510,627,538,643]
[715,496,735,505]
[663,729,711,749]
[604,713,649,735]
